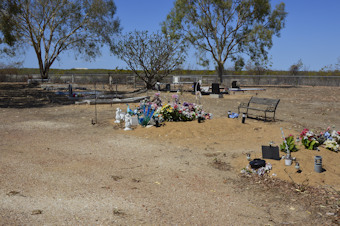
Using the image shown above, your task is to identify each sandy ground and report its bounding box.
[0,84,339,225]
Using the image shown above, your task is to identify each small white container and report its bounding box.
[285,158,292,166]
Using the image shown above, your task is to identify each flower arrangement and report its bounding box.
[324,140,339,152]
[280,134,298,153]
[241,162,272,176]
[155,102,211,122]
[299,127,339,152]
[300,128,319,150]
[125,93,212,126]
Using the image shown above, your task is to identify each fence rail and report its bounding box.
[1,73,340,87]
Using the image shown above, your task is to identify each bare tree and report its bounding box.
[112,31,186,89]
[1,0,121,79]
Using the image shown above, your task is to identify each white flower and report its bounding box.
[306,131,314,137]
[324,139,339,152]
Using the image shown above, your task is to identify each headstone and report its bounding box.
[165,84,171,91]
[232,81,239,88]
[212,83,220,94]
[173,76,179,84]
[68,84,73,97]
[193,82,201,92]
[262,145,280,160]
[131,116,139,126]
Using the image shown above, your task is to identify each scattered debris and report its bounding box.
[113,208,126,216]
[210,158,231,171]
[6,191,26,197]
[31,210,43,215]
[204,153,220,157]
[101,186,111,189]
[111,175,123,181]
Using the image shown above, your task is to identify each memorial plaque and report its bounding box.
[262,145,280,160]
[165,84,171,91]
[212,83,220,94]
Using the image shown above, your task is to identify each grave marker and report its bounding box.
[262,145,280,160]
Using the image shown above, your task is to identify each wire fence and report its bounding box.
[1,73,340,87]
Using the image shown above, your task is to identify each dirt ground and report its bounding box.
[0,83,339,225]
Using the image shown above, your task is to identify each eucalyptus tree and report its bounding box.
[0,0,21,56]
[1,0,120,79]
[112,31,186,89]
[162,0,287,83]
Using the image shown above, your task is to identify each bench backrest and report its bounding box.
[249,97,280,108]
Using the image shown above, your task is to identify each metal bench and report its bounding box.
[238,96,280,121]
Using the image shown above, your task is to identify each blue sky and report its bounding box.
[13,0,340,71]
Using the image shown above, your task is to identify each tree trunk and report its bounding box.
[217,62,224,84]
[36,52,49,80]
[39,65,49,80]
[146,83,153,90]
[145,76,155,90]
[146,79,154,90]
